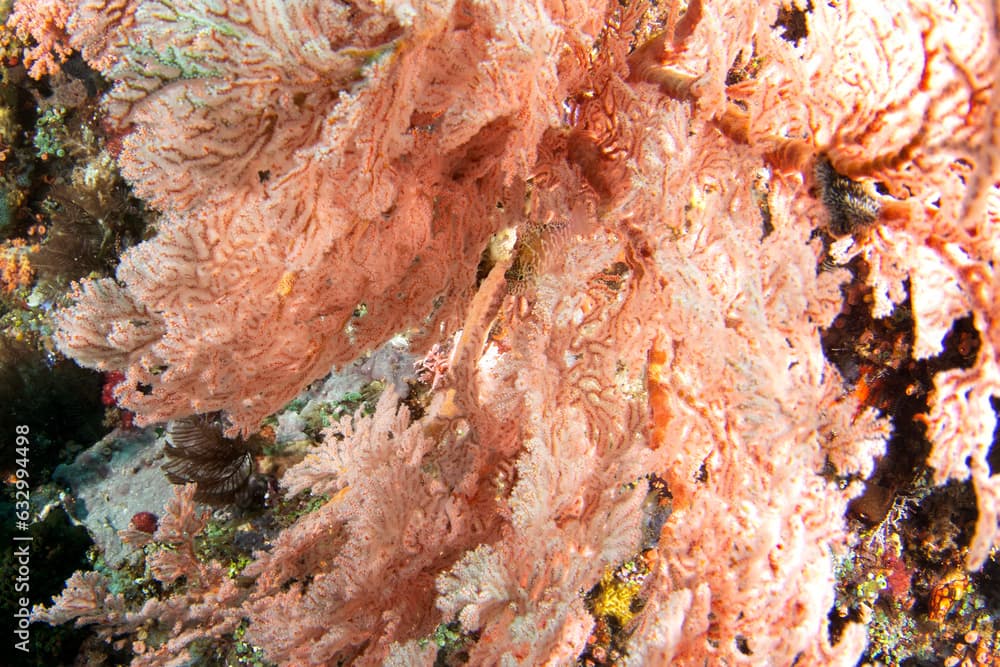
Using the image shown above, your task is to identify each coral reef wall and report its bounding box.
[24,0,1000,664]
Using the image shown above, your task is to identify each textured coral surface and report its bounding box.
[15,0,1000,664]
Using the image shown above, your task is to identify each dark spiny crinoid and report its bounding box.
[163,415,258,506]
[814,157,882,237]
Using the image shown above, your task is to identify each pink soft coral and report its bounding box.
[6,0,72,78]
